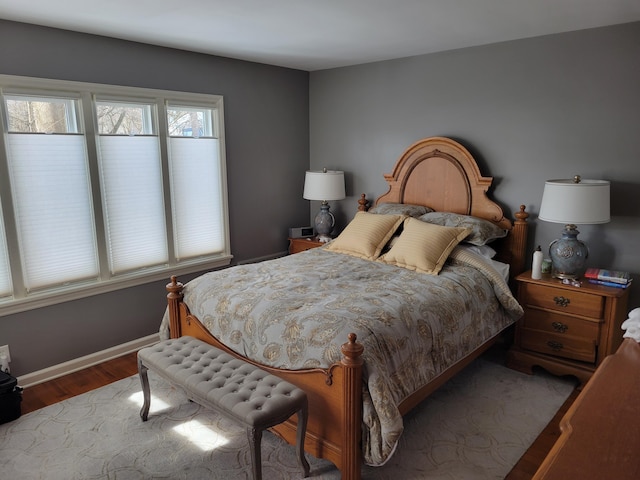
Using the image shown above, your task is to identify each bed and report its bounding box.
[160,137,530,479]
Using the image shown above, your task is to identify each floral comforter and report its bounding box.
[159,246,523,466]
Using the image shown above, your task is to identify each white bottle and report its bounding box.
[532,245,543,280]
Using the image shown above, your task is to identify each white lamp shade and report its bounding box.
[538,178,610,224]
[303,170,345,201]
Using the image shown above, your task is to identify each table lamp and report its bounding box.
[303,169,345,242]
[538,175,610,279]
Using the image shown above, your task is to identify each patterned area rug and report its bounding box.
[0,353,575,479]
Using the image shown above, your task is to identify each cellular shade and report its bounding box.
[169,137,225,259]
[98,135,168,273]
[7,134,99,290]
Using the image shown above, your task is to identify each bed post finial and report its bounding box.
[166,276,184,339]
[515,204,529,224]
[358,194,369,212]
[342,333,364,364]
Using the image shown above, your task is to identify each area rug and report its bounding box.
[0,353,575,479]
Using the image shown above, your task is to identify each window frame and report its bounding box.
[0,75,231,316]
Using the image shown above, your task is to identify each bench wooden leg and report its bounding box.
[137,357,151,422]
[247,427,263,480]
[297,402,311,477]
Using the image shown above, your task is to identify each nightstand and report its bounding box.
[288,237,324,254]
[507,270,630,386]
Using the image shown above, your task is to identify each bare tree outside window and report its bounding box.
[167,106,213,137]
[96,102,152,135]
[6,97,78,133]
[5,97,215,138]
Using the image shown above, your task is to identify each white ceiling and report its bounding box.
[1,0,639,71]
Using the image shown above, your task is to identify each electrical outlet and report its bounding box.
[0,345,10,363]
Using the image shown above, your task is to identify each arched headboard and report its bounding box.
[373,137,528,281]
[375,136,511,230]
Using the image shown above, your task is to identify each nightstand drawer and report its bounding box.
[522,308,600,341]
[520,328,596,363]
[521,283,604,319]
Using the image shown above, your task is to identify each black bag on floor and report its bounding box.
[0,370,22,424]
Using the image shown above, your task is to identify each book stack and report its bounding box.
[584,268,632,289]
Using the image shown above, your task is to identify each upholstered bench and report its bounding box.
[137,336,310,480]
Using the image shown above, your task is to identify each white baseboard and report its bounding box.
[17,333,160,388]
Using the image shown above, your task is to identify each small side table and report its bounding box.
[288,237,324,255]
[507,270,630,386]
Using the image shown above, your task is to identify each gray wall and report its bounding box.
[0,20,310,375]
[310,22,640,311]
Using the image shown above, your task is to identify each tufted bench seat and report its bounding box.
[137,336,310,480]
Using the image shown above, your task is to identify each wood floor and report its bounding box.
[18,350,578,479]
[21,351,139,415]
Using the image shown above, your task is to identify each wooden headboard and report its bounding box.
[363,137,529,283]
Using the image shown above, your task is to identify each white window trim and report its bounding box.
[0,75,232,317]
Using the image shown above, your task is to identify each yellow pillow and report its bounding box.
[378,217,471,274]
[325,212,405,260]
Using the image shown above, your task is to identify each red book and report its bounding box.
[584,268,631,285]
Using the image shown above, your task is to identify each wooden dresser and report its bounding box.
[533,338,640,479]
[507,271,630,386]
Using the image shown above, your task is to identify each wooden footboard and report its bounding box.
[166,276,365,480]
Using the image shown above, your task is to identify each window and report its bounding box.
[96,99,167,274]
[0,75,230,314]
[4,94,98,291]
[167,105,225,260]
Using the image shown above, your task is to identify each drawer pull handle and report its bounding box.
[547,340,564,351]
[551,321,568,333]
[553,296,570,307]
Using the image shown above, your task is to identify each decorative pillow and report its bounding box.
[418,212,508,246]
[378,217,471,274]
[325,212,405,260]
[368,202,434,218]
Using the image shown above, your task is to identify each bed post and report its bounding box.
[510,205,529,281]
[166,276,184,339]
[340,333,364,480]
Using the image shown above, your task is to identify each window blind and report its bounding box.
[169,137,225,259]
[6,134,99,290]
[98,135,168,274]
